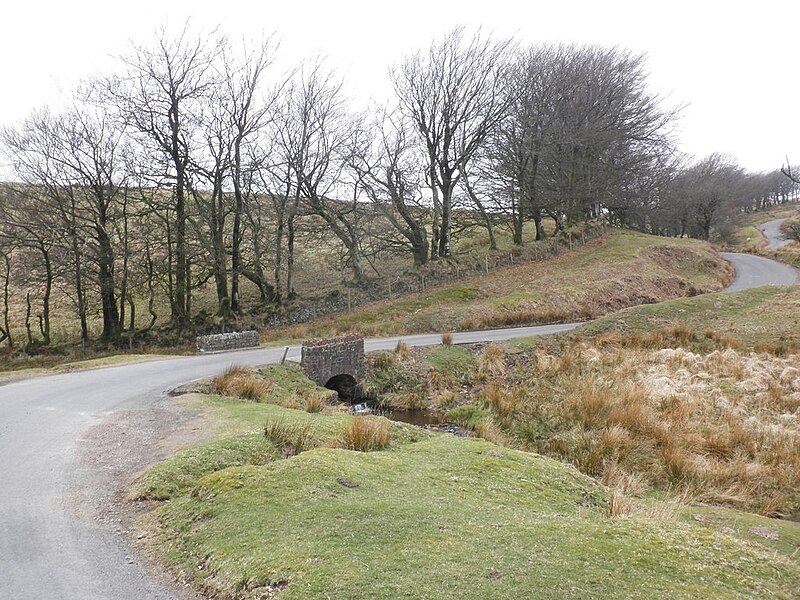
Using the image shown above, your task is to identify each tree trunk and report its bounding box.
[211,189,230,317]
[25,292,34,347]
[119,194,128,335]
[97,225,121,342]
[39,244,51,345]
[173,157,188,330]
[230,141,244,313]
[438,183,453,257]
[0,253,12,348]
[71,235,89,346]
[145,245,158,332]
[429,165,440,261]
[230,205,242,313]
[273,210,284,304]
[533,210,545,242]
[463,173,497,250]
[287,208,297,300]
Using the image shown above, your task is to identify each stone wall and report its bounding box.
[196,330,260,353]
[301,334,365,386]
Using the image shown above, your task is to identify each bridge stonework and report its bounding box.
[301,334,365,387]
[196,330,260,353]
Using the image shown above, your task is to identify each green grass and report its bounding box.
[133,395,427,501]
[428,345,473,372]
[257,363,332,405]
[579,284,800,349]
[140,393,800,599]
[446,403,490,428]
[680,504,800,561]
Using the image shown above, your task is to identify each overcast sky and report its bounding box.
[2,0,798,173]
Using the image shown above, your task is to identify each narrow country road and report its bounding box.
[721,252,798,291]
[0,246,796,599]
[759,216,793,249]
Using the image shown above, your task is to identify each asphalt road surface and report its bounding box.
[721,252,798,291]
[759,217,793,248]
[0,248,796,599]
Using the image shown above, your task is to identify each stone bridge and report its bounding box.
[301,334,365,401]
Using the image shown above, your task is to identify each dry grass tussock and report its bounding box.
[394,339,411,358]
[339,416,391,452]
[264,418,312,458]
[479,334,800,517]
[476,343,506,379]
[211,365,272,401]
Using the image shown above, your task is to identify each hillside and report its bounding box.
[0,226,729,373]
[266,228,731,342]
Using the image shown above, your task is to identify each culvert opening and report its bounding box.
[324,374,359,403]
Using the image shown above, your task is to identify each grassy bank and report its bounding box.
[0,352,181,382]
[764,216,800,268]
[266,229,730,342]
[581,284,800,351]
[137,388,800,599]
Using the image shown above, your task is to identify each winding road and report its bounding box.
[759,217,793,249]
[720,252,798,291]
[0,226,797,599]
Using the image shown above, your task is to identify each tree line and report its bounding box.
[0,25,796,348]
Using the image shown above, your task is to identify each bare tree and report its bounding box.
[782,160,800,185]
[272,64,366,284]
[223,37,281,312]
[669,154,744,240]
[2,104,129,344]
[348,110,430,266]
[107,23,224,329]
[0,244,13,348]
[393,28,513,258]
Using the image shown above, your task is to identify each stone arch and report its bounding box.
[324,373,359,402]
[301,335,365,402]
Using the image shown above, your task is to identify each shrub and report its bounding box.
[362,351,415,397]
[212,365,271,401]
[304,394,327,413]
[607,489,635,518]
[434,389,458,410]
[340,417,390,452]
[473,418,511,446]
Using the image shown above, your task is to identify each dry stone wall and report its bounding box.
[196,330,260,353]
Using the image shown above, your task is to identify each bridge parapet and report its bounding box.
[301,334,365,388]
